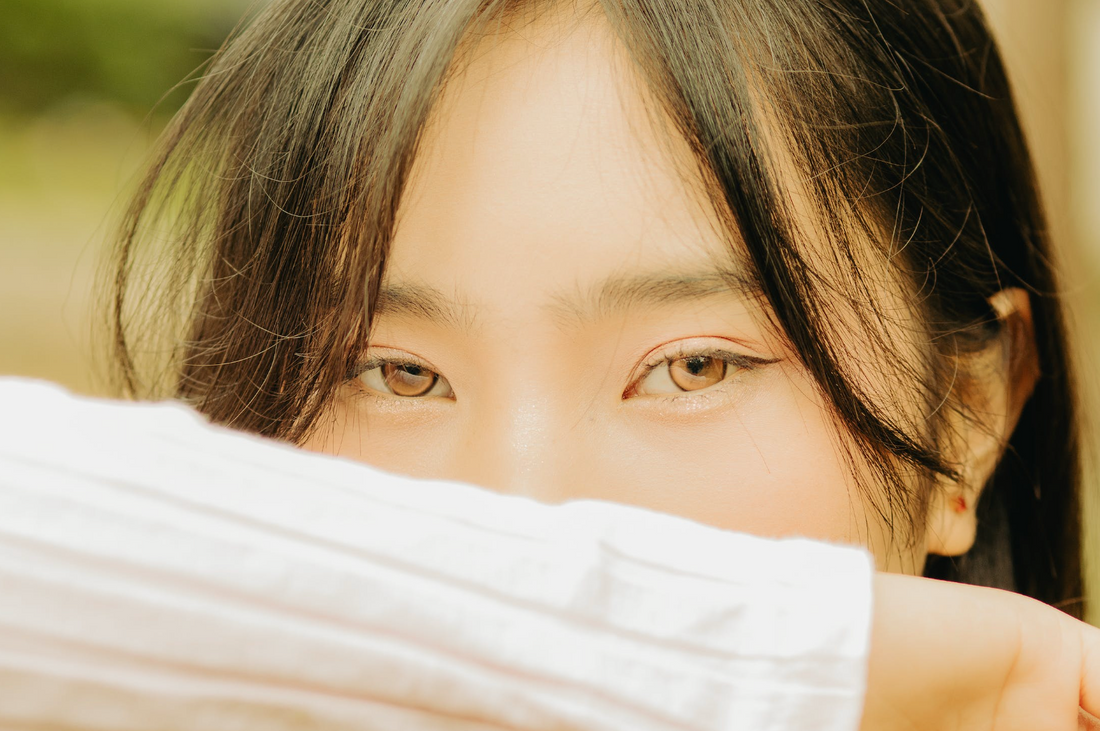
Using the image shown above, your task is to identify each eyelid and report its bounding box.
[625,340,779,398]
[346,348,454,400]
[637,340,776,373]
[346,347,437,381]
[641,346,754,372]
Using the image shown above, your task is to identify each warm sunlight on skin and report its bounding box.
[301,7,927,574]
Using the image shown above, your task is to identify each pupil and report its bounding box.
[686,357,707,375]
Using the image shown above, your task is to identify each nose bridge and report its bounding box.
[457,387,580,503]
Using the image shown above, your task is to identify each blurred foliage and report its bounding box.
[0,0,255,393]
[0,0,250,118]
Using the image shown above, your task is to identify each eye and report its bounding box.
[626,346,771,398]
[355,358,453,399]
[668,355,727,391]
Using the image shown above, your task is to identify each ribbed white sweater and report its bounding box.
[0,378,873,731]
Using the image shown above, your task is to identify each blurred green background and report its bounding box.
[1,0,1099,617]
[0,0,249,392]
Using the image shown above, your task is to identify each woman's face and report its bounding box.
[303,10,928,573]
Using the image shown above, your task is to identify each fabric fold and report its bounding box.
[0,378,873,731]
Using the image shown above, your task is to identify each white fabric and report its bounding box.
[0,378,874,731]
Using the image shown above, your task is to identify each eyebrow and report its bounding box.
[372,283,478,331]
[550,265,762,326]
[372,264,762,331]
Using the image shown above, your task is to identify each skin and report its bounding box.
[865,573,1100,731]
[302,6,1034,576]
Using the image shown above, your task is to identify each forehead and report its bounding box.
[386,6,741,316]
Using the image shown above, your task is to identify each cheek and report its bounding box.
[299,393,455,477]
[584,365,922,573]
[587,364,867,546]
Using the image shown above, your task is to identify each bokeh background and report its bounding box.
[2,0,1099,616]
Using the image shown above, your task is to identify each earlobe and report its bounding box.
[925,287,1038,558]
[925,488,979,556]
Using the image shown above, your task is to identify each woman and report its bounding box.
[109,0,1083,618]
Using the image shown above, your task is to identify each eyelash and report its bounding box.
[348,354,432,381]
[347,353,455,400]
[346,346,777,400]
[625,346,775,398]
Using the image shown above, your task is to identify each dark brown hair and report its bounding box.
[107,0,1084,616]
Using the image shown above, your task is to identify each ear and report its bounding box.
[925,287,1040,557]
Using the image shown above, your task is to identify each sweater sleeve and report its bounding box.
[0,377,874,731]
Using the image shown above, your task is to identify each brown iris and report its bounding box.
[668,355,726,391]
[381,362,439,397]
